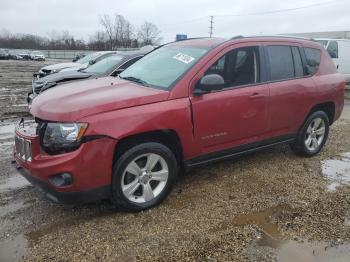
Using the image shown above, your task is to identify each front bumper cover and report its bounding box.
[13,119,116,205]
[12,161,110,204]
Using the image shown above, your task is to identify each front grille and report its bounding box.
[15,135,32,162]
[33,83,44,94]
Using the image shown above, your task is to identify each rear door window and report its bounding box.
[266,46,294,81]
[304,48,321,75]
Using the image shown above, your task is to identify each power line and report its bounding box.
[157,0,344,27]
[209,16,214,37]
[158,17,207,27]
[215,0,345,17]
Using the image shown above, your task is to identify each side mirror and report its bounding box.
[89,59,96,65]
[193,74,225,96]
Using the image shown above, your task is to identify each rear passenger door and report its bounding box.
[264,44,314,136]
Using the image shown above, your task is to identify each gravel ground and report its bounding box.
[0,60,350,262]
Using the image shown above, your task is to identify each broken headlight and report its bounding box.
[42,123,88,154]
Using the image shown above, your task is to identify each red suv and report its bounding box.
[13,37,345,211]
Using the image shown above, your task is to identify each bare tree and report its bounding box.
[124,21,135,47]
[100,14,139,49]
[137,22,161,46]
[0,16,162,50]
[88,31,108,50]
[99,14,115,49]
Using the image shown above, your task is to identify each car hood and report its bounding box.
[36,71,93,88]
[41,62,82,71]
[30,77,169,121]
[60,63,88,72]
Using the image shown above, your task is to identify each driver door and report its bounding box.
[190,44,270,155]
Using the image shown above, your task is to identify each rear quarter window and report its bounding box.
[304,48,321,75]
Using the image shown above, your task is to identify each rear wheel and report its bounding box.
[290,111,329,157]
[111,142,178,211]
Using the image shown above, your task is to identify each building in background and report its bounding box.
[176,34,188,41]
[287,31,350,39]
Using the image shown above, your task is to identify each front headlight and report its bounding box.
[42,123,88,154]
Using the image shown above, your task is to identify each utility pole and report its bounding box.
[209,16,214,37]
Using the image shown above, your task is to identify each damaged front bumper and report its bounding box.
[12,119,116,204]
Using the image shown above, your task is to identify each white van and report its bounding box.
[316,38,350,83]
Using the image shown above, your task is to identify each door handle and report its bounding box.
[249,93,265,99]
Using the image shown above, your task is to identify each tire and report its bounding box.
[111,142,178,211]
[290,111,329,157]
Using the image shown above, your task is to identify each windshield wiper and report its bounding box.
[119,76,149,87]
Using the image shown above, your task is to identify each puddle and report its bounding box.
[231,205,285,240]
[231,205,350,262]
[0,234,28,262]
[0,124,15,134]
[0,124,15,140]
[0,175,31,193]
[0,201,26,218]
[275,241,350,262]
[321,152,350,191]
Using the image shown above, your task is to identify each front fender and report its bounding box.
[80,98,198,160]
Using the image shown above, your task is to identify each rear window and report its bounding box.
[304,48,321,75]
[266,46,294,81]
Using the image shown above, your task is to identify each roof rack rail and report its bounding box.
[176,37,211,42]
[231,35,244,40]
[275,34,315,41]
[240,35,316,41]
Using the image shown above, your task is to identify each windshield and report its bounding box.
[77,52,103,64]
[119,45,209,89]
[83,55,124,74]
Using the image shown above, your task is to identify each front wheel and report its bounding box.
[111,142,178,211]
[290,111,329,157]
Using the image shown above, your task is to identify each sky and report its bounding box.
[0,0,349,43]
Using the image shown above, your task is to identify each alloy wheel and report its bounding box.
[304,117,326,152]
[121,153,169,203]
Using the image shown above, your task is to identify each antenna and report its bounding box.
[209,16,214,37]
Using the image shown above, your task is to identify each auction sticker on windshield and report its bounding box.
[173,53,195,64]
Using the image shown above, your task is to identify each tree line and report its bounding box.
[0,14,162,51]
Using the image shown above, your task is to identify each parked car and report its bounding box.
[28,51,147,104]
[13,36,345,211]
[30,51,45,61]
[33,51,118,79]
[8,50,23,60]
[0,49,9,60]
[72,53,86,62]
[315,38,350,83]
[18,51,31,60]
